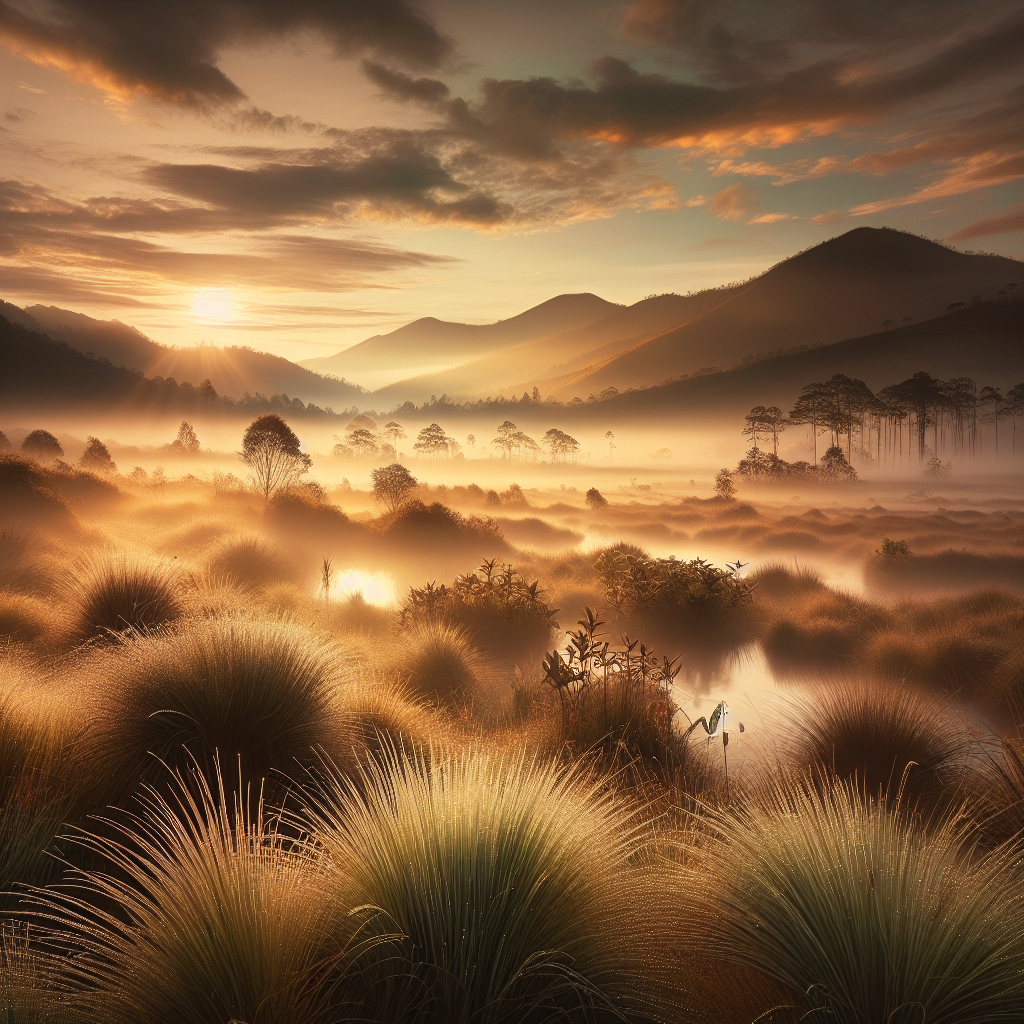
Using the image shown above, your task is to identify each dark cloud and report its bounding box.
[947,203,1024,241]
[362,61,451,106]
[0,0,452,106]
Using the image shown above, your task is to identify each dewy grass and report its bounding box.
[35,770,355,1024]
[707,776,1024,1024]
[400,619,481,708]
[304,748,666,1024]
[64,547,182,642]
[93,614,352,796]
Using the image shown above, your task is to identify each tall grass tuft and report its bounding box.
[305,748,667,1023]
[790,683,968,807]
[206,532,293,590]
[707,776,1024,1023]
[0,592,52,644]
[36,770,354,1024]
[1,924,75,1022]
[399,619,482,708]
[64,548,182,642]
[92,615,352,797]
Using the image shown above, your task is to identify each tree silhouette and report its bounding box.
[605,430,616,462]
[239,414,311,499]
[466,434,476,449]
[346,428,378,457]
[371,463,418,513]
[21,430,63,461]
[172,421,200,453]
[585,487,607,508]
[414,422,450,460]
[542,428,580,464]
[80,436,116,473]
[0,431,10,451]
[714,469,736,501]
[382,421,406,446]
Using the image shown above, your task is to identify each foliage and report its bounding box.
[413,422,451,459]
[542,428,580,463]
[20,431,63,461]
[304,748,665,1024]
[585,487,607,508]
[492,420,540,461]
[377,500,502,548]
[239,414,312,499]
[708,777,1024,1024]
[819,445,858,481]
[79,437,116,474]
[400,559,557,658]
[171,421,200,454]
[370,462,418,514]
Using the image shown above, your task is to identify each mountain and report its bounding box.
[566,300,1023,424]
[21,304,366,408]
[370,289,744,404]
[302,293,622,390]
[524,228,1022,400]
[0,314,348,421]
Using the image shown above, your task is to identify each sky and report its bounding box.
[1,0,1022,360]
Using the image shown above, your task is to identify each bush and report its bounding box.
[63,548,182,642]
[39,771,351,1024]
[377,500,502,548]
[585,487,607,508]
[399,559,557,659]
[708,777,1024,1023]
[747,560,825,601]
[0,456,73,530]
[92,616,352,797]
[305,750,669,1023]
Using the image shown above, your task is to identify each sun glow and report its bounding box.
[191,288,234,322]
[329,569,397,607]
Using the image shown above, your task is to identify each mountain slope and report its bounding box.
[23,304,366,408]
[302,293,621,389]
[538,228,1022,399]
[370,288,745,404]
[568,300,1023,424]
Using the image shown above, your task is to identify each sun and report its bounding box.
[191,288,234,322]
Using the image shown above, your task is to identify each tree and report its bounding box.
[605,430,616,462]
[979,385,1004,457]
[466,434,476,449]
[239,414,312,499]
[0,431,10,451]
[888,372,943,461]
[492,421,518,460]
[543,428,580,464]
[172,421,200,453]
[762,406,787,455]
[383,421,406,446]
[346,428,378,457]
[80,436,116,473]
[414,423,450,460]
[714,469,736,501]
[21,430,63,461]
[742,406,768,450]
[1005,382,1024,453]
[585,487,608,508]
[819,445,858,482]
[371,463,418,513]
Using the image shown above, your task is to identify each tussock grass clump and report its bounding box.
[973,733,1024,846]
[306,749,670,1023]
[399,620,481,708]
[789,683,968,807]
[64,548,182,643]
[0,592,52,644]
[340,681,442,765]
[40,772,352,1024]
[93,615,352,796]
[0,455,73,531]
[708,777,1024,1024]
[206,532,293,590]
[1,661,82,903]
[0,531,59,596]
[1,924,74,1022]
[747,560,825,600]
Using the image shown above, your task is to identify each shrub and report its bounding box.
[92,616,352,797]
[377,500,502,548]
[399,559,557,659]
[64,548,182,642]
[0,456,73,530]
[585,486,607,508]
[747,560,825,601]
[399,620,481,708]
[39,771,352,1024]
[305,749,669,1023]
[708,777,1024,1023]
[789,683,968,807]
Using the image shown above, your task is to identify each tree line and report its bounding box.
[739,372,1024,480]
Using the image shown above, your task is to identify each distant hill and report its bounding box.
[568,300,1023,424]
[0,315,345,421]
[19,304,366,408]
[302,293,622,390]
[370,289,744,404]
[527,228,1022,399]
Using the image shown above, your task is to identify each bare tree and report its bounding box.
[239,414,312,499]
